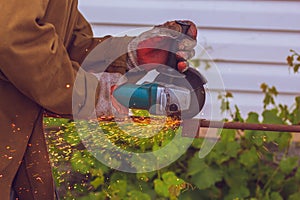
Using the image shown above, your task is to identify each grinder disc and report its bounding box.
[154,67,206,119]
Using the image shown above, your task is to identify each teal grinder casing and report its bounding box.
[112,83,159,113]
[112,81,192,116]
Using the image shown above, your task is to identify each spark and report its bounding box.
[36,177,44,184]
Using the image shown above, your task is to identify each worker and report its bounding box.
[0,0,197,199]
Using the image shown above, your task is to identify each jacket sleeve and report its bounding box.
[67,12,134,74]
[0,1,98,117]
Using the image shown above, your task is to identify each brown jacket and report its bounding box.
[0,0,131,199]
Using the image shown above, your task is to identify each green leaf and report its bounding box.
[262,109,283,125]
[110,171,128,183]
[190,166,223,189]
[265,131,281,143]
[224,164,249,189]
[187,153,207,176]
[191,138,204,149]
[263,94,273,108]
[262,109,284,142]
[295,167,300,181]
[287,55,294,66]
[108,179,127,198]
[244,112,266,145]
[246,130,266,146]
[269,86,278,96]
[294,64,300,73]
[136,172,156,182]
[162,171,184,186]
[154,172,186,199]
[220,129,236,142]
[279,157,299,175]
[295,96,300,107]
[260,83,268,92]
[126,190,151,200]
[279,104,290,121]
[270,192,283,200]
[225,142,241,158]
[239,147,259,168]
[275,133,292,150]
[281,178,298,197]
[220,98,230,113]
[260,84,279,108]
[269,173,285,191]
[290,96,300,124]
[226,92,233,98]
[154,179,169,198]
[90,176,104,189]
[214,140,240,163]
[78,192,106,200]
[93,160,110,174]
[233,105,244,122]
[288,192,300,200]
[225,185,250,200]
[246,112,260,123]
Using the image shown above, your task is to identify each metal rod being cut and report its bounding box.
[182,119,300,138]
[200,120,300,132]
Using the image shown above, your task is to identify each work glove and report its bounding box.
[93,72,128,118]
[128,20,197,73]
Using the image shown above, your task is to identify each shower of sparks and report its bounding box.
[44,115,182,199]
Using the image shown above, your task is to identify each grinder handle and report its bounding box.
[166,20,191,70]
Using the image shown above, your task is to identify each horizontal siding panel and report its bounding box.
[199,62,300,94]
[198,30,300,64]
[79,0,300,31]
[91,25,149,37]
[201,91,297,119]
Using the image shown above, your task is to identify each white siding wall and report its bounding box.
[78,0,300,118]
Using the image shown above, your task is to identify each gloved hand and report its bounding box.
[128,20,197,73]
[92,72,128,118]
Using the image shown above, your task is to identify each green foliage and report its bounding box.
[188,153,223,190]
[154,171,186,199]
[218,91,233,115]
[260,83,278,109]
[287,49,300,73]
[45,53,300,199]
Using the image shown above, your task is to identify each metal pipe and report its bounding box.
[200,119,300,132]
[182,119,300,137]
